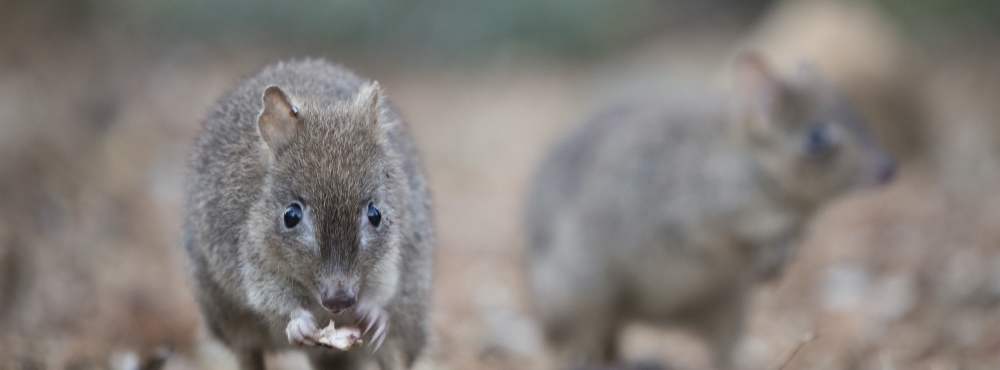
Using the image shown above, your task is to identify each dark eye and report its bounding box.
[283,202,303,229]
[367,202,381,227]
[805,123,836,156]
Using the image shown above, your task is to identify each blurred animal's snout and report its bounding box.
[320,285,357,313]
[876,156,897,185]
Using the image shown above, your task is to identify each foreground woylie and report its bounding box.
[183,60,433,370]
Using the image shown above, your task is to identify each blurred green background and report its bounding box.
[6,0,998,62]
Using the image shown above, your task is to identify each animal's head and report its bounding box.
[730,52,895,206]
[247,81,402,315]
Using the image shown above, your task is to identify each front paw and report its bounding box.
[359,306,389,352]
[286,309,319,346]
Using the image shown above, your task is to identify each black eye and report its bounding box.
[283,203,303,229]
[805,123,836,156]
[367,202,381,227]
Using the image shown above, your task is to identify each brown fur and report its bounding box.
[524,53,894,369]
[183,59,434,370]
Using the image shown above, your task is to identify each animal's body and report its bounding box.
[183,60,433,370]
[525,54,894,369]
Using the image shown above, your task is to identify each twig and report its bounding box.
[776,333,816,370]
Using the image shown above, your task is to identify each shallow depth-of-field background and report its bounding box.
[2,1,1000,369]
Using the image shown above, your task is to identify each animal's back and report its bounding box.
[524,88,763,367]
[526,90,744,263]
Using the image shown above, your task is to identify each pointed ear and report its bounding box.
[795,60,834,98]
[733,52,792,129]
[733,52,787,117]
[796,60,824,83]
[353,81,382,125]
[257,85,301,152]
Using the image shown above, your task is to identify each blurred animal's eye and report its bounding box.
[805,123,837,156]
[283,202,303,229]
[367,202,381,227]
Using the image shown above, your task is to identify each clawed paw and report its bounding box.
[359,307,389,352]
[286,310,319,346]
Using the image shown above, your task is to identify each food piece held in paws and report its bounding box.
[315,320,363,350]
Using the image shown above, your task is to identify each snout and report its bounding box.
[321,288,357,313]
[874,156,896,185]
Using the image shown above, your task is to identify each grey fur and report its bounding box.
[525,54,893,369]
[183,59,433,370]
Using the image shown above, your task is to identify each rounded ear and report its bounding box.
[731,51,797,132]
[353,81,382,126]
[733,52,784,116]
[257,85,301,153]
[794,60,838,102]
[796,60,824,82]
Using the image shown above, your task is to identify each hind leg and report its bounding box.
[529,216,626,367]
[308,351,366,370]
[234,349,265,370]
[541,306,622,368]
[374,341,406,370]
[687,289,746,370]
[570,321,622,367]
[531,253,622,366]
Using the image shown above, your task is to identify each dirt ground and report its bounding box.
[2,2,1000,370]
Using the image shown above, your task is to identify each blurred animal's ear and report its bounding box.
[731,52,796,132]
[257,85,301,153]
[794,60,838,103]
[353,81,382,127]
[795,60,824,84]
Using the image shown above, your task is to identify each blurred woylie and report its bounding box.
[524,52,895,369]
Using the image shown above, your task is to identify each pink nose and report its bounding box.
[321,290,356,312]
[876,158,896,185]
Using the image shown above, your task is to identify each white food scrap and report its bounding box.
[315,320,363,350]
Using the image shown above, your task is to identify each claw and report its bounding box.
[364,311,378,334]
[372,320,387,351]
[361,308,389,353]
[286,309,319,346]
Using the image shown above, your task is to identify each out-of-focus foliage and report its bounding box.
[18,0,771,61]
[7,0,999,61]
[871,0,1000,43]
[114,0,773,58]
